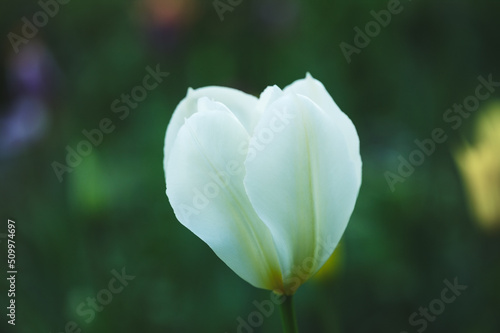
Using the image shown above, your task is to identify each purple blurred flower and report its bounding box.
[7,41,58,99]
[0,97,48,157]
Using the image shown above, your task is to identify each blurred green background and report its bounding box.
[1,0,499,332]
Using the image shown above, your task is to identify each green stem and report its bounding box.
[279,294,299,333]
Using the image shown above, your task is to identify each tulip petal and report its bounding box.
[284,73,361,180]
[256,85,285,115]
[166,101,283,291]
[243,93,362,292]
[164,86,259,168]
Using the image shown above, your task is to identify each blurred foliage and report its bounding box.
[1,0,499,332]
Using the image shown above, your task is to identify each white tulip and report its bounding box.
[164,74,362,295]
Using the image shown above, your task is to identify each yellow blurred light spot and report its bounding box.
[313,244,342,281]
[455,102,500,230]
